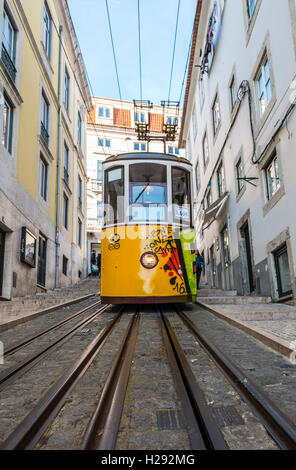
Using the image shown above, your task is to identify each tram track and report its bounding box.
[1,308,123,450]
[175,306,296,450]
[1,303,295,450]
[0,303,111,392]
[4,300,102,358]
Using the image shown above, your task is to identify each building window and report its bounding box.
[97,201,103,219]
[62,255,68,276]
[236,158,245,194]
[212,94,221,136]
[217,162,225,197]
[168,146,179,155]
[78,218,82,247]
[63,142,70,185]
[41,91,50,146]
[42,2,52,59]
[256,56,272,118]
[63,192,69,229]
[167,117,178,125]
[134,112,145,123]
[97,161,102,181]
[98,138,111,148]
[274,244,292,298]
[195,162,200,193]
[206,189,212,208]
[2,7,17,81]
[1,93,14,153]
[265,153,280,200]
[192,105,198,140]
[230,76,237,110]
[199,79,205,108]
[78,175,82,210]
[64,67,70,112]
[40,154,48,201]
[202,132,209,167]
[98,107,110,118]
[78,112,82,146]
[134,142,146,151]
[246,0,257,20]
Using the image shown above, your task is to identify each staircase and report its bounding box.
[197,287,271,304]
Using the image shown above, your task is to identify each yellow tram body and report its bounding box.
[101,153,197,304]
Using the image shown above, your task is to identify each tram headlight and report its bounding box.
[140,252,158,269]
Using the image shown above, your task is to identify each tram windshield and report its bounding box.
[129,163,167,222]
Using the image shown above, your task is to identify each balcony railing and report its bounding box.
[1,43,16,83]
[40,121,49,147]
[87,218,103,231]
[89,179,102,192]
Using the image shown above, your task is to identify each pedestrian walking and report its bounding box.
[97,252,101,277]
[195,250,204,291]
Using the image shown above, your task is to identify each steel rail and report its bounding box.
[1,309,123,450]
[176,307,296,450]
[160,310,228,450]
[0,304,111,392]
[4,300,102,357]
[81,310,140,450]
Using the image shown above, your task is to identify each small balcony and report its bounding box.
[87,217,103,232]
[89,179,102,192]
[40,121,49,147]
[1,43,17,83]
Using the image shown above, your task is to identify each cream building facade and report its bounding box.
[180,0,296,302]
[86,97,184,267]
[0,0,91,299]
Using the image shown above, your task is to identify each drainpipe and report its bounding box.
[55,25,63,288]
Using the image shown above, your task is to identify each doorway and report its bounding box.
[220,226,231,290]
[210,244,216,288]
[0,229,5,296]
[240,221,254,293]
[274,244,292,298]
[37,233,47,287]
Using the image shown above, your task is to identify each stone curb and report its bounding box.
[0,293,98,333]
[196,300,296,364]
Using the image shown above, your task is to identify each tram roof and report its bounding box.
[104,152,192,165]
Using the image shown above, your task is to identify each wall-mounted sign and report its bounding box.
[20,227,36,268]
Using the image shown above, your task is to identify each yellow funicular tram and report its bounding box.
[101,152,197,304]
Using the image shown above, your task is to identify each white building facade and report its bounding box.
[86,97,185,268]
[180,0,296,302]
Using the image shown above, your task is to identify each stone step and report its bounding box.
[197,296,272,304]
[197,288,238,297]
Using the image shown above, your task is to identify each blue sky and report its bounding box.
[68,0,197,105]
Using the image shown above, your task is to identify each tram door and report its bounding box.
[0,229,5,296]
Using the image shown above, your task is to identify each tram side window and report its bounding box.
[104,166,124,225]
[129,163,167,222]
[172,167,191,225]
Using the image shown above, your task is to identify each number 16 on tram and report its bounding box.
[101,152,197,304]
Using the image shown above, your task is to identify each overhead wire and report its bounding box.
[104,0,130,152]
[137,0,143,103]
[168,0,181,103]
[49,13,109,158]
